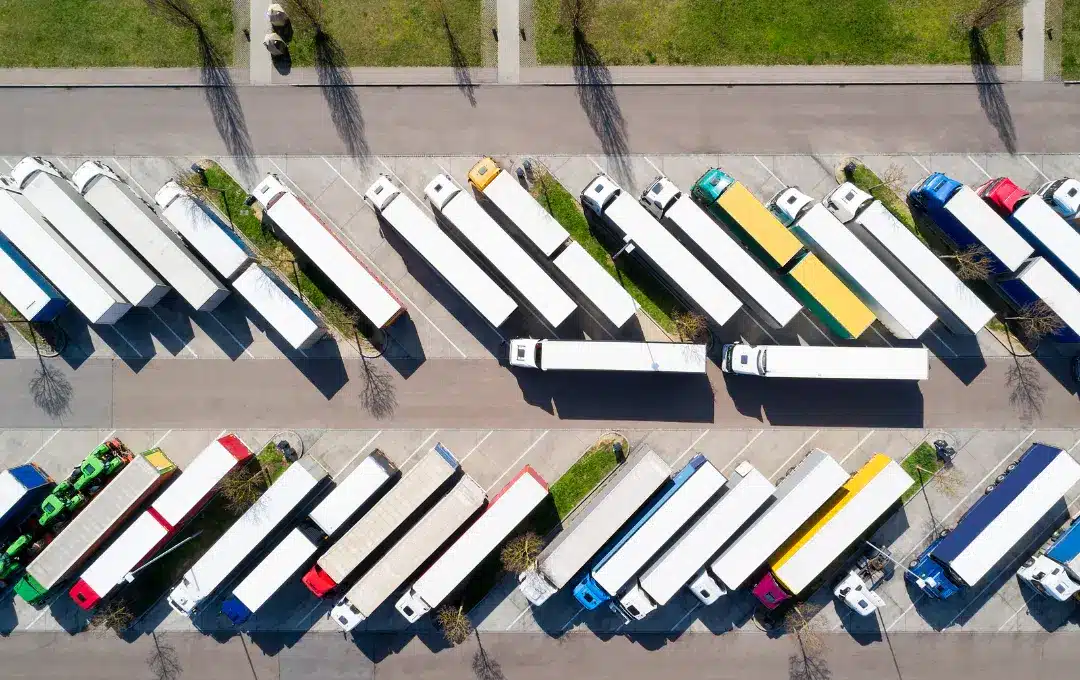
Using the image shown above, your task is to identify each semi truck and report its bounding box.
[11,156,169,308]
[642,176,801,329]
[468,159,637,330]
[518,450,672,606]
[508,338,707,373]
[15,448,176,604]
[425,173,577,329]
[695,450,848,598]
[73,161,229,312]
[581,173,741,327]
[1,442,132,587]
[221,451,397,625]
[155,180,255,282]
[909,172,1034,274]
[978,177,1080,288]
[0,177,130,324]
[691,168,875,340]
[251,174,405,329]
[330,473,486,631]
[619,462,773,618]
[303,443,461,598]
[720,342,930,381]
[231,263,327,351]
[752,455,913,609]
[1038,178,1080,220]
[824,182,994,335]
[996,257,1080,342]
[574,456,726,617]
[0,464,54,532]
[0,232,67,323]
[1017,515,1080,602]
[69,435,253,610]
[907,443,1080,599]
[166,455,330,616]
[365,175,517,329]
[396,466,549,623]
[770,187,936,340]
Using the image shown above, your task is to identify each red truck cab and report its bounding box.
[977,177,1029,216]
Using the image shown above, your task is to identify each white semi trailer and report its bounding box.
[508,338,707,373]
[721,342,929,380]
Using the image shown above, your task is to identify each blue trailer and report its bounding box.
[906,444,1080,599]
[909,173,1033,275]
[0,464,54,532]
[0,233,67,322]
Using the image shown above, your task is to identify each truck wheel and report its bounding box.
[985,484,995,494]
[1006,462,1018,474]
[996,474,1006,484]
[1023,558,1035,568]
[939,528,950,538]
[909,559,919,569]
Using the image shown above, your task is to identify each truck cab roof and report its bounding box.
[71,161,121,194]
[153,180,185,212]
[691,168,734,204]
[768,187,812,226]
[364,175,401,212]
[1039,178,1080,219]
[977,177,1029,215]
[10,156,62,188]
[466,157,501,192]
[823,183,872,224]
[251,174,289,209]
[910,172,962,206]
[639,176,680,219]
[424,174,462,211]
[581,174,620,215]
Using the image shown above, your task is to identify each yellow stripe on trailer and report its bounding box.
[769,455,913,595]
[717,182,804,269]
[785,254,875,339]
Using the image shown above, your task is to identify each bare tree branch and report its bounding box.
[88,601,134,637]
[674,311,709,343]
[500,532,544,574]
[1006,300,1065,340]
[435,605,473,646]
[940,244,993,281]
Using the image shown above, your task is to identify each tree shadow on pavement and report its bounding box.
[571,26,632,187]
[969,27,1016,154]
[29,358,73,420]
[443,14,476,106]
[1006,354,1046,425]
[359,355,397,419]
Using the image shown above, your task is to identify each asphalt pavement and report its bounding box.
[1,355,1075,429]
[1,84,1078,156]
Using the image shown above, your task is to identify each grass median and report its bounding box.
[844,161,928,244]
[901,442,943,503]
[0,0,233,67]
[531,173,679,333]
[535,0,1006,66]
[1065,0,1080,79]
[0,295,36,347]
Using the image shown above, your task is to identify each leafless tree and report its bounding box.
[784,601,827,659]
[869,164,907,194]
[435,604,473,646]
[500,532,544,574]
[1006,355,1046,424]
[219,466,266,514]
[88,601,134,636]
[1007,301,1065,341]
[359,355,397,419]
[940,244,994,281]
[146,632,183,680]
[929,463,965,498]
[674,311,709,343]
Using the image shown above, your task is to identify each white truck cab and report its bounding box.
[581,174,621,215]
[364,174,400,211]
[823,183,873,224]
[834,570,885,616]
[424,174,462,211]
[508,338,541,369]
[639,176,680,219]
[722,342,763,377]
[768,187,814,227]
[1017,553,1080,601]
[687,570,726,605]
[1038,178,1080,220]
[250,174,289,208]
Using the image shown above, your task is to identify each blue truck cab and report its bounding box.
[690,169,735,204]
[0,464,54,533]
[573,456,706,610]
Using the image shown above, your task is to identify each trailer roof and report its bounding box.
[715,181,804,268]
[710,450,847,590]
[785,255,876,338]
[540,340,707,373]
[945,186,1034,272]
[539,450,671,589]
[0,233,62,321]
[605,193,741,325]
[231,264,324,351]
[478,166,569,257]
[156,183,253,281]
[343,474,485,617]
[1013,257,1080,339]
[230,528,321,613]
[375,183,517,328]
[793,204,935,339]
[636,465,774,607]
[771,456,912,595]
[668,196,800,328]
[1046,522,1080,575]
[308,453,396,536]
[0,468,41,525]
[853,201,993,334]
[552,241,637,329]
[434,183,576,328]
[1013,197,1080,283]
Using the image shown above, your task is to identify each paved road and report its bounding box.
[0,84,1077,156]
[2,630,1077,680]
[2,355,1075,429]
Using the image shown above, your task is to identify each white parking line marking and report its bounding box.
[720,430,764,474]
[671,430,711,469]
[399,431,439,471]
[967,156,992,179]
[840,431,876,465]
[560,605,585,631]
[273,158,468,359]
[151,429,173,449]
[799,311,838,347]
[586,156,605,173]
[25,429,61,464]
[208,310,255,359]
[926,327,958,358]
[670,602,701,632]
[333,430,383,479]
[25,594,64,629]
[110,158,154,197]
[487,430,550,493]
[503,604,533,630]
[149,308,198,358]
[769,430,821,481]
[53,157,73,173]
[106,323,144,358]
[753,156,785,187]
[99,429,117,445]
[1021,156,1051,182]
[459,431,494,465]
[885,430,1036,631]
[642,156,663,176]
[1069,436,1080,454]
[870,326,893,347]
[909,156,932,174]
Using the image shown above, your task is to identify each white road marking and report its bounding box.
[151,429,173,449]
[105,323,144,358]
[769,430,821,481]
[487,430,550,493]
[670,430,711,469]
[871,326,893,347]
[333,430,383,478]
[752,156,785,187]
[503,603,533,631]
[926,327,958,358]
[799,311,838,347]
[669,602,702,632]
[149,308,198,358]
[398,431,439,471]
[560,605,585,631]
[967,155,992,180]
[459,431,495,464]
[909,156,932,174]
[1021,155,1051,183]
[24,429,61,464]
[720,430,764,474]
[207,310,255,359]
[642,156,663,176]
[839,431,876,465]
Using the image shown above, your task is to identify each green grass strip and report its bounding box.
[847,163,928,244]
[550,439,623,520]
[900,442,943,503]
[531,173,678,333]
[0,294,37,347]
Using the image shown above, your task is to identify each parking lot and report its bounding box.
[2,425,1079,640]
[4,153,1080,374]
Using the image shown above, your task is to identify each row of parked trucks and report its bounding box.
[2,433,1080,635]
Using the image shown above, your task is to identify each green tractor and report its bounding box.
[0,534,47,583]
